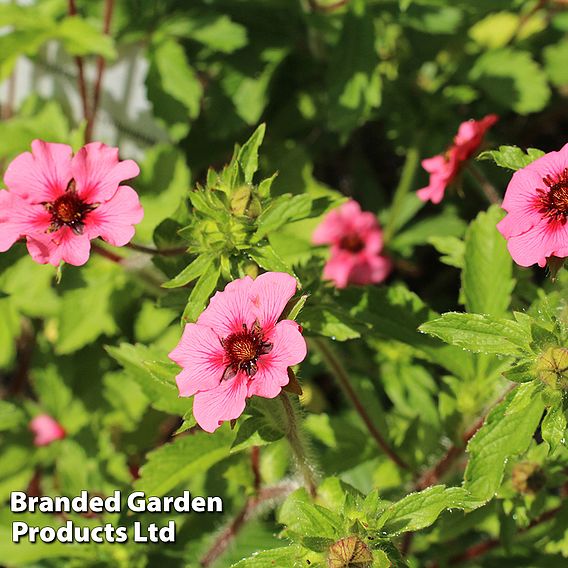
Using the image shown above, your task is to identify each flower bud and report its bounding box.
[327,536,372,568]
[536,347,568,391]
[511,462,546,495]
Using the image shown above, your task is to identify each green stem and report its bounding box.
[384,144,421,244]
[310,337,410,471]
[466,162,501,206]
[280,393,318,497]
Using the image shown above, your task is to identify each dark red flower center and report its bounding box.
[535,168,568,225]
[339,234,365,253]
[221,323,272,380]
[44,180,97,235]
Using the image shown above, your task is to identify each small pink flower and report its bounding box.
[497,143,568,267]
[169,272,307,433]
[0,140,143,266]
[418,115,498,204]
[29,414,66,447]
[312,200,392,288]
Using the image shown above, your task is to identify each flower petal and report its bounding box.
[323,251,357,288]
[72,142,140,203]
[26,227,91,266]
[84,186,144,246]
[506,219,568,268]
[4,140,72,203]
[192,374,248,433]
[169,324,226,397]
[250,271,298,330]
[0,190,51,252]
[197,276,255,337]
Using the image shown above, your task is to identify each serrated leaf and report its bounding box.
[134,426,235,496]
[541,403,567,453]
[246,244,294,275]
[544,40,568,87]
[327,0,381,134]
[182,260,221,322]
[230,545,312,568]
[105,344,190,415]
[470,49,550,114]
[376,485,471,535]
[279,488,342,540]
[57,16,116,59]
[0,401,25,431]
[464,382,545,504]
[237,124,265,184]
[420,312,532,355]
[162,254,212,289]
[478,145,545,171]
[151,39,202,117]
[462,206,514,317]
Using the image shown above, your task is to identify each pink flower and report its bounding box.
[497,143,568,267]
[312,200,392,288]
[29,414,66,447]
[418,114,498,204]
[0,140,143,266]
[169,272,307,433]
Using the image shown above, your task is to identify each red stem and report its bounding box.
[86,0,115,142]
[199,483,295,567]
[251,446,262,492]
[126,242,188,256]
[429,506,561,567]
[68,0,90,125]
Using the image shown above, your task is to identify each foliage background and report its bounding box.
[1,0,568,566]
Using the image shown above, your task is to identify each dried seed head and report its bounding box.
[536,347,568,391]
[511,462,546,495]
[327,536,373,568]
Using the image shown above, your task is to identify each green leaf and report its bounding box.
[152,39,202,117]
[300,302,363,341]
[162,254,212,289]
[162,13,247,54]
[462,206,514,316]
[246,244,294,275]
[0,401,25,431]
[56,16,116,59]
[420,312,532,355]
[478,145,545,171]
[279,488,341,541]
[56,263,121,354]
[327,0,381,134]
[376,486,472,535]
[470,49,550,114]
[230,545,312,568]
[237,123,266,184]
[105,343,190,415]
[428,236,465,268]
[469,12,519,49]
[134,426,235,496]
[544,40,568,87]
[541,403,567,453]
[0,298,19,369]
[182,260,221,322]
[464,382,545,504]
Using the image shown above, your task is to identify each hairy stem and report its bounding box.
[280,392,318,497]
[86,0,115,142]
[251,446,262,492]
[466,162,501,206]
[310,337,410,471]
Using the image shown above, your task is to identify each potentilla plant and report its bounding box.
[1,122,568,568]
